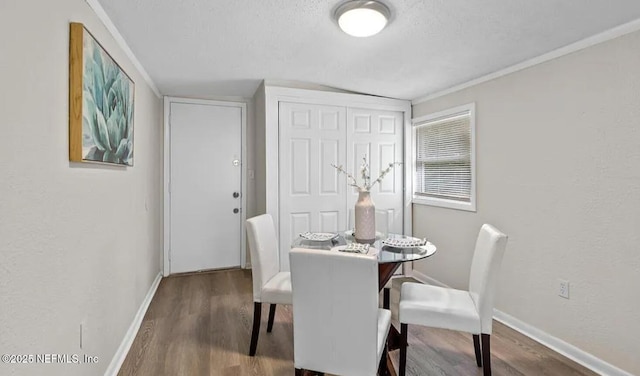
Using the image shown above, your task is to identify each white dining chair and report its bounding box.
[398,224,508,376]
[375,209,390,238]
[347,208,391,237]
[289,248,391,376]
[245,214,292,356]
[349,208,394,307]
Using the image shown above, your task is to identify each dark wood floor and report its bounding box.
[118,269,598,376]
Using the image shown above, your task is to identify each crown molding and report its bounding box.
[84,0,162,98]
[412,17,640,105]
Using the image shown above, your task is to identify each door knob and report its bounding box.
[233,192,240,198]
[233,208,240,214]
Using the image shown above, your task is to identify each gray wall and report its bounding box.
[412,30,640,375]
[0,1,163,374]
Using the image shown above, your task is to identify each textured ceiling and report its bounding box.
[98,0,640,100]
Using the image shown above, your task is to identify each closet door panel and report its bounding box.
[278,102,347,270]
[346,108,404,234]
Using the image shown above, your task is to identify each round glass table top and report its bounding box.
[291,231,436,264]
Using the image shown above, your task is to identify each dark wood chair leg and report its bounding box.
[481,333,491,376]
[267,304,277,332]
[383,287,391,309]
[473,334,482,367]
[378,344,388,376]
[249,302,261,356]
[294,368,304,376]
[399,323,408,376]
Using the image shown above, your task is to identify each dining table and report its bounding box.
[291,230,437,375]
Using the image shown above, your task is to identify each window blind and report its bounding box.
[415,112,471,202]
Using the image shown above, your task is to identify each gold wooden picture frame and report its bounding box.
[69,22,135,166]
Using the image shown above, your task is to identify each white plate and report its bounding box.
[299,232,338,242]
[381,237,427,248]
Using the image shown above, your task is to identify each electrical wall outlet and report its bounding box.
[558,279,570,299]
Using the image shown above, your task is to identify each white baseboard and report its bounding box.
[493,310,633,376]
[408,269,450,288]
[104,272,163,376]
[407,270,632,376]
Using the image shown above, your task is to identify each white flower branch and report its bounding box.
[332,157,402,191]
[330,163,360,188]
[369,161,403,190]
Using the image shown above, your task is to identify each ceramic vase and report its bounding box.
[354,189,376,244]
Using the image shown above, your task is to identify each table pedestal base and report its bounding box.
[378,261,405,355]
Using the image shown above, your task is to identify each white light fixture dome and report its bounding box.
[335,0,391,37]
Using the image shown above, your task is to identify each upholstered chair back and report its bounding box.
[290,248,380,376]
[246,214,280,302]
[375,209,391,237]
[468,224,509,334]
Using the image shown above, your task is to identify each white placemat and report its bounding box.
[299,232,338,241]
[331,244,376,255]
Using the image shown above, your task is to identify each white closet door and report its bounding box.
[278,102,347,270]
[347,108,404,234]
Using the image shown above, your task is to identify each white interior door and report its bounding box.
[169,102,242,273]
[278,102,347,270]
[347,108,404,234]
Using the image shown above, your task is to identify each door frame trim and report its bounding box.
[163,96,248,276]
[263,86,412,271]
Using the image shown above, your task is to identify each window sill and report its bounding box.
[412,196,476,212]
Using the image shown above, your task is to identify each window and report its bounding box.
[412,103,476,211]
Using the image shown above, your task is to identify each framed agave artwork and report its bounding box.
[69,22,134,166]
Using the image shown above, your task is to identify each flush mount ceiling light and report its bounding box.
[335,0,391,37]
